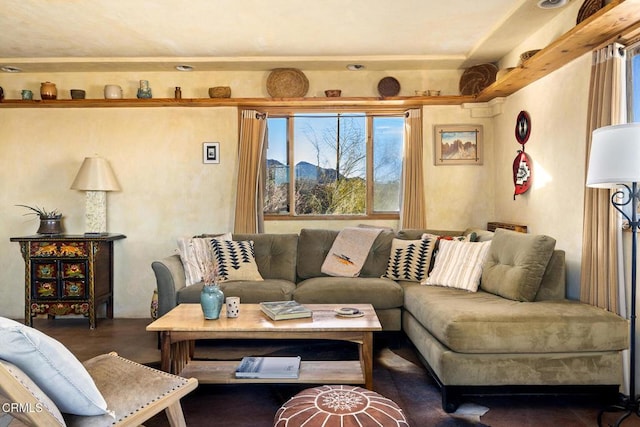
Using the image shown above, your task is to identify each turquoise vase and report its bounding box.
[200,284,224,320]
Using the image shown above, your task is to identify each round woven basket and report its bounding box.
[266,68,309,98]
[459,63,498,96]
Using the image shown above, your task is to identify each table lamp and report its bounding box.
[70,156,121,235]
[587,123,640,426]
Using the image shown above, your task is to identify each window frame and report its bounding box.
[258,105,407,221]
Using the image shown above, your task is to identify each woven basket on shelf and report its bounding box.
[266,68,309,98]
[208,86,231,98]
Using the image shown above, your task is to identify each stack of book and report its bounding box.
[259,301,312,321]
[235,356,301,378]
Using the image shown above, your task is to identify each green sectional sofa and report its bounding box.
[151,227,628,411]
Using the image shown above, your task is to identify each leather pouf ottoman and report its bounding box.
[274,385,409,427]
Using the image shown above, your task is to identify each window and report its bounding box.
[264,110,405,218]
[629,42,640,122]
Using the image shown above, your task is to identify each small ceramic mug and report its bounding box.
[226,297,240,318]
[104,84,123,99]
[21,89,33,100]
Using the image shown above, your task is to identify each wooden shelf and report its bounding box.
[475,0,640,102]
[180,360,364,385]
[0,0,637,109]
[0,95,474,108]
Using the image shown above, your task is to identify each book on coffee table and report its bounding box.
[259,301,312,320]
[235,356,301,378]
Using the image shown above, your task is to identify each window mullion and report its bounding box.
[366,116,374,216]
[287,117,295,216]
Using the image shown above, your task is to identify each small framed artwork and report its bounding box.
[434,124,483,166]
[203,142,220,164]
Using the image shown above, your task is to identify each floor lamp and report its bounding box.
[587,123,640,426]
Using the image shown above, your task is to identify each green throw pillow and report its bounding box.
[481,229,556,301]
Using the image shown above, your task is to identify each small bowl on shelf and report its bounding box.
[209,86,231,98]
[324,89,341,97]
[518,49,541,66]
[428,90,441,96]
[414,90,428,96]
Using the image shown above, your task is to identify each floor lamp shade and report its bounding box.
[71,157,120,234]
[586,123,640,188]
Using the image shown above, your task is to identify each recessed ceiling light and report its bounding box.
[1,65,22,73]
[347,64,365,71]
[537,0,568,9]
[175,64,194,71]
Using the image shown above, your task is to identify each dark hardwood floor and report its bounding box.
[22,317,639,427]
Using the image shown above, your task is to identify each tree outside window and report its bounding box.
[264,111,404,218]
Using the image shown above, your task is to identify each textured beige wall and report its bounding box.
[492,54,591,299]
[0,67,494,319]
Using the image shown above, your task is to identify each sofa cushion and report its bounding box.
[401,283,629,354]
[0,317,108,416]
[383,236,437,282]
[297,229,394,279]
[177,279,296,304]
[293,277,403,309]
[481,229,556,301]
[234,233,298,282]
[423,240,491,291]
[212,240,263,282]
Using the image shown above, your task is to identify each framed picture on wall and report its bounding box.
[203,142,220,164]
[434,124,483,166]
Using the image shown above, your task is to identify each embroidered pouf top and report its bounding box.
[274,385,409,427]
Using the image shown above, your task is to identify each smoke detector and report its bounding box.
[537,0,568,9]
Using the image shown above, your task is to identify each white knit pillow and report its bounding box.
[422,240,491,292]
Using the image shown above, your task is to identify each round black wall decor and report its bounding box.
[515,110,531,145]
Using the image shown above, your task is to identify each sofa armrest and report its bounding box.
[151,255,187,317]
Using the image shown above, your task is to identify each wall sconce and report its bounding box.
[70,157,121,235]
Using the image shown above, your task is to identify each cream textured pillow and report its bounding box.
[177,233,232,285]
[212,240,264,282]
[383,236,437,282]
[422,240,492,291]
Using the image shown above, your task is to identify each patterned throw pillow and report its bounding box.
[212,240,264,282]
[422,240,491,292]
[383,236,437,282]
[177,233,232,285]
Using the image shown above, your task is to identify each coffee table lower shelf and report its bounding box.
[180,360,365,385]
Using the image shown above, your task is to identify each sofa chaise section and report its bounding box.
[400,231,629,412]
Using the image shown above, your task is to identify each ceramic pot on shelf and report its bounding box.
[200,283,225,320]
[40,82,57,100]
[137,80,152,99]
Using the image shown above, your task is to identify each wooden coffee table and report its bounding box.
[146,303,382,389]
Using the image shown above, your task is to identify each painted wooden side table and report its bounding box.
[10,234,126,329]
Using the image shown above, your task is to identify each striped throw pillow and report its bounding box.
[422,240,491,291]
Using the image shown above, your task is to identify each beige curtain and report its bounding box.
[400,109,427,229]
[580,43,626,314]
[234,110,268,234]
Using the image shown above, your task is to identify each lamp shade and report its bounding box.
[70,157,121,191]
[586,123,640,188]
